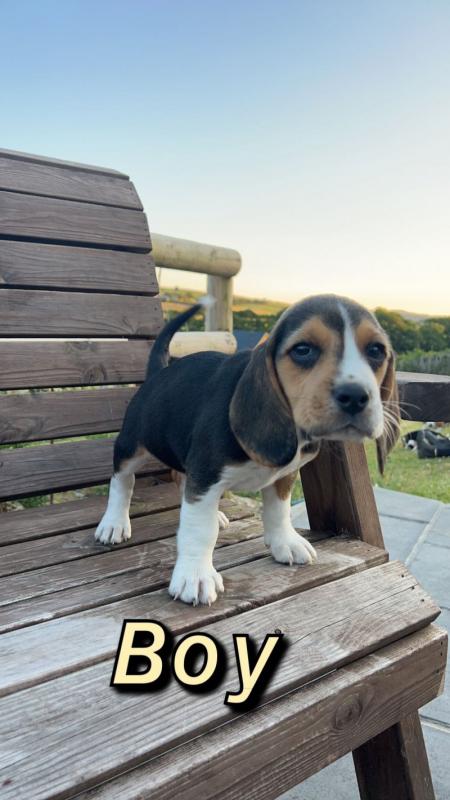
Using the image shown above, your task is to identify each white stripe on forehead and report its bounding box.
[337,304,378,393]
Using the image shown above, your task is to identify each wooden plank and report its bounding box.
[0,147,128,178]
[73,626,447,800]
[301,441,385,549]
[353,711,437,800]
[0,240,157,293]
[0,190,151,250]
[0,438,166,501]
[0,386,136,444]
[0,538,387,693]
[0,562,439,799]
[0,339,151,389]
[0,523,266,610]
[0,482,253,546]
[0,156,142,208]
[152,232,241,278]
[0,289,163,337]
[398,371,450,423]
[0,503,256,578]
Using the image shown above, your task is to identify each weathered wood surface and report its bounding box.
[206,274,233,331]
[353,710,438,800]
[0,503,255,578]
[0,155,142,208]
[0,240,157,293]
[0,538,387,693]
[0,438,166,501]
[0,289,162,337]
[0,477,179,544]
[0,190,151,250]
[0,147,128,177]
[170,330,237,356]
[75,626,447,800]
[301,441,384,549]
[0,339,151,389]
[0,562,439,800]
[397,371,450,423]
[0,386,136,444]
[152,232,241,277]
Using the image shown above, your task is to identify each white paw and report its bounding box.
[269,530,317,566]
[218,510,230,529]
[95,513,132,545]
[169,560,224,605]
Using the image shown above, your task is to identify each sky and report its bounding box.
[1,0,450,314]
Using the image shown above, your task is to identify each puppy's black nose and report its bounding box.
[333,383,369,416]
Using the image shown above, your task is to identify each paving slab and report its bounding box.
[373,486,441,523]
[277,725,450,800]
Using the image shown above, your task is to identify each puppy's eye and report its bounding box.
[366,342,386,361]
[289,342,321,368]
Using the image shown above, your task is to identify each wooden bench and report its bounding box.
[0,148,447,800]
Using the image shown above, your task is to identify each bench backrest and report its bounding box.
[0,148,165,503]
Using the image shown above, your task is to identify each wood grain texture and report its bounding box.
[0,289,163,337]
[0,339,151,389]
[0,437,166,501]
[0,190,151,250]
[301,441,384,549]
[74,626,447,800]
[0,562,439,800]
[0,240,157,293]
[0,524,266,608]
[0,156,142,208]
[353,711,437,800]
[0,503,256,579]
[398,371,450,423]
[0,147,128,177]
[0,386,136,444]
[0,538,387,692]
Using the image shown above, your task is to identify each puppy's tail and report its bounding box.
[146,296,215,377]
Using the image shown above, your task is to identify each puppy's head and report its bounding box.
[230,294,400,473]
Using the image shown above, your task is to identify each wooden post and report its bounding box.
[205,275,233,332]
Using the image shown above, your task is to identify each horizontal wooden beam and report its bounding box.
[170,330,237,357]
[152,233,241,278]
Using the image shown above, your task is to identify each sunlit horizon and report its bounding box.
[1,1,450,316]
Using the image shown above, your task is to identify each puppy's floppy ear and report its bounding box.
[229,342,298,467]
[376,350,401,474]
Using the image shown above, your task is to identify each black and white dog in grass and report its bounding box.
[95,294,400,605]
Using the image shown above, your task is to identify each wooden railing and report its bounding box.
[152,233,241,332]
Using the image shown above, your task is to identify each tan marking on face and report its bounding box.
[276,316,342,432]
[274,471,297,500]
[353,319,391,387]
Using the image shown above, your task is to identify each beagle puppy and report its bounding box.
[95,294,400,605]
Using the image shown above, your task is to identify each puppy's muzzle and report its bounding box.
[333,383,370,417]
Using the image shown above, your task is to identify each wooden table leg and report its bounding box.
[353,712,435,800]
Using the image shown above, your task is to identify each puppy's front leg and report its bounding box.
[95,449,148,545]
[169,482,224,605]
[262,475,317,566]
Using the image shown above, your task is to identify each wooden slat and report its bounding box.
[0,339,151,389]
[0,156,142,208]
[0,386,136,444]
[0,240,157,293]
[0,538,387,693]
[0,562,439,800]
[0,147,128,178]
[0,289,163,337]
[73,626,446,800]
[301,441,384,549]
[398,371,450,423]
[0,190,151,250]
[354,711,437,800]
[0,503,256,578]
[0,522,266,608]
[0,438,166,501]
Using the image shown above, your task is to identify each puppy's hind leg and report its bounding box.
[169,479,224,606]
[95,442,148,546]
[262,474,317,566]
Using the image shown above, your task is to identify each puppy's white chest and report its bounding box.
[221,446,315,492]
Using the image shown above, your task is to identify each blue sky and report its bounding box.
[2,1,450,313]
